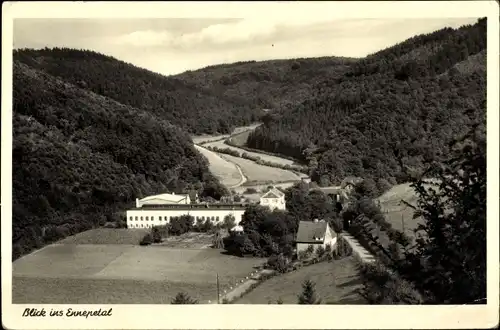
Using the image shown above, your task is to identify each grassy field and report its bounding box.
[194,145,244,188]
[205,140,296,166]
[219,153,301,183]
[58,228,148,245]
[235,257,366,304]
[13,243,266,304]
[376,182,424,238]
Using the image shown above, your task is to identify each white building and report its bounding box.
[135,192,196,208]
[295,220,337,259]
[259,187,286,211]
[127,192,245,229]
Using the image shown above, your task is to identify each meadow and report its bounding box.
[194,145,244,188]
[13,243,266,304]
[235,257,365,304]
[57,228,148,245]
[218,154,302,184]
[205,139,296,166]
[376,182,425,237]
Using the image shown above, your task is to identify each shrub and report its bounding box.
[151,226,162,243]
[139,233,153,246]
[222,214,236,230]
[171,292,198,304]
[297,279,321,304]
[267,253,291,273]
[316,245,326,258]
[244,188,258,194]
[169,214,194,236]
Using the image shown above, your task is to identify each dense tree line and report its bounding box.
[246,18,486,186]
[13,48,262,135]
[12,61,228,260]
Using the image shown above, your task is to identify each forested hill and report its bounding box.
[174,57,357,110]
[13,48,262,135]
[12,60,228,260]
[246,18,487,186]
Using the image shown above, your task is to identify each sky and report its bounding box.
[13,17,479,76]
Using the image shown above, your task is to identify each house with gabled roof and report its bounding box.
[259,187,286,211]
[295,220,337,259]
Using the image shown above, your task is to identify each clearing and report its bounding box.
[205,139,297,166]
[376,182,425,237]
[13,243,266,304]
[235,257,366,304]
[218,153,302,183]
[194,145,245,188]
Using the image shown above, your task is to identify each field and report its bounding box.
[218,153,302,183]
[194,145,244,188]
[376,182,425,237]
[205,140,296,166]
[13,243,266,304]
[57,228,148,245]
[235,257,366,304]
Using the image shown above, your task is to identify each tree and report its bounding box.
[222,214,236,230]
[402,125,486,304]
[171,292,198,304]
[298,279,321,304]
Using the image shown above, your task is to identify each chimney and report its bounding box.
[136,198,140,208]
[314,219,319,223]
[172,192,175,195]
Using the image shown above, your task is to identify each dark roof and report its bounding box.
[296,221,329,243]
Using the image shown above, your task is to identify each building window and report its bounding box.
[129,216,133,221]
[216,216,220,222]
[135,216,138,220]
[151,216,154,221]
[211,216,215,221]
[201,216,205,221]
[146,216,149,221]
[141,216,143,221]
[159,216,162,221]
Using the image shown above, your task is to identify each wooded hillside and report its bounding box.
[12,60,227,260]
[13,48,262,135]
[245,18,487,185]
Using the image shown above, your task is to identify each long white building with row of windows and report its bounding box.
[126,188,286,229]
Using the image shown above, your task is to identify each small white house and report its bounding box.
[295,220,337,259]
[259,187,286,211]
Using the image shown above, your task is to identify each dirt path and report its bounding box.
[229,164,247,189]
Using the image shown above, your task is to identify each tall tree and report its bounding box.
[402,125,486,304]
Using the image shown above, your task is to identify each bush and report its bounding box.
[171,292,198,304]
[151,226,162,243]
[316,245,326,258]
[139,233,153,246]
[222,214,236,230]
[169,214,194,236]
[244,188,258,194]
[267,253,291,273]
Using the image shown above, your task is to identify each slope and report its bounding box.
[12,60,227,260]
[175,56,357,110]
[13,48,262,135]
[245,18,487,185]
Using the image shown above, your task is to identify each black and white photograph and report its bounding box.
[2,1,499,329]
